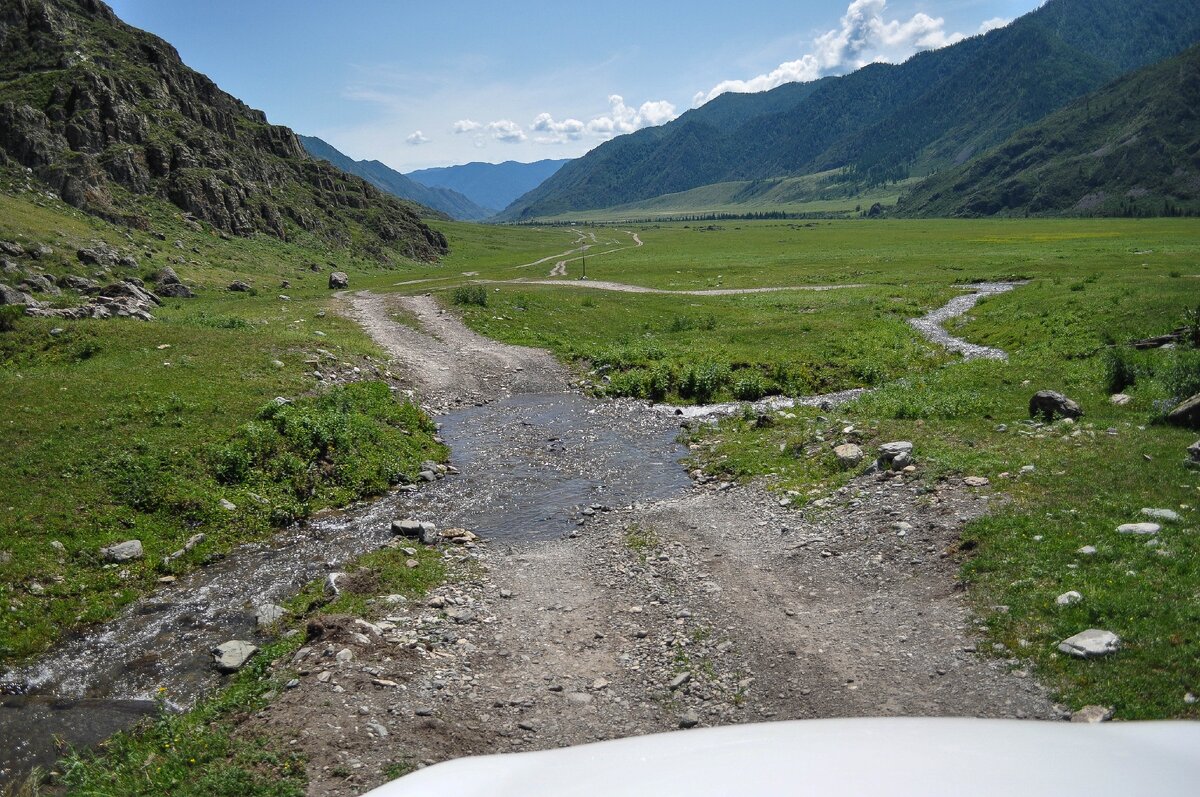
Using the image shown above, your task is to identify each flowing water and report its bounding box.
[0,393,690,779]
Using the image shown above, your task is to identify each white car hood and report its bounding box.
[362,717,1200,797]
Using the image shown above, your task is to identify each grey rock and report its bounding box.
[963,476,990,487]
[418,470,437,482]
[1071,705,1114,723]
[19,274,59,295]
[324,572,347,596]
[1109,393,1132,406]
[219,498,237,511]
[58,274,100,293]
[228,280,251,292]
[833,443,863,466]
[1188,440,1200,468]
[1055,590,1083,606]
[99,280,161,306]
[328,271,349,289]
[1116,522,1160,536]
[889,450,912,471]
[1057,629,1120,658]
[679,709,700,729]
[392,519,438,545]
[0,241,24,257]
[366,721,388,738]
[0,283,33,305]
[156,266,181,285]
[669,672,691,690]
[157,282,194,299]
[101,539,143,562]
[878,441,913,460]
[1077,545,1097,556]
[212,640,258,672]
[1029,390,1082,422]
[1166,393,1200,430]
[255,603,286,628]
[1141,508,1180,523]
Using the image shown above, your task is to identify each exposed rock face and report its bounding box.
[1166,393,1200,430]
[1029,390,1082,421]
[0,0,447,261]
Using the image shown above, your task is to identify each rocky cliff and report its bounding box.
[0,0,446,260]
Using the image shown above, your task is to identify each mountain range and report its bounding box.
[298,135,493,221]
[898,43,1200,217]
[406,159,570,216]
[500,0,1200,221]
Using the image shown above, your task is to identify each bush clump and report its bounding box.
[452,286,488,307]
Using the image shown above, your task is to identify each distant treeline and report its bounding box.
[515,210,857,227]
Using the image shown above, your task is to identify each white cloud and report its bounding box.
[528,95,677,144]
[405,130,429,145]
[978,17,1010,34]
[486,119,527,143]
[531,112,586,143]
[695,0,978,105]
[452,119,482,134]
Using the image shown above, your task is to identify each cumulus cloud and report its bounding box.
[486,119,527,143]
[528,95,678,144]
[405,130,429,145]
[695,0,980,105]
[452,119,482,134]
[978,17,1010,34]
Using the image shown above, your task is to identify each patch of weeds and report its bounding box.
[451,285,487,307]
[624,525,659,562]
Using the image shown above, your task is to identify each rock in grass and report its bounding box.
[1141,508,1180,522]
[1077,545,1097,556]
[328,271,349,289]
[212,640,258,672]
[1109,393,1132,406]
[1187,440,1200,469]
[1071,705,1114,723]
[157,282,194,298]
[1055,590,1083,606]
[833,443,863,467]
[1057,629,1120,658]
[963,476,990,487]
[1117,522,1160,535]
[1165,393,1200,430]
[227,280,251,292]
[255,603,286,628]
[100,539,143,562]
[1029,390,1082,422]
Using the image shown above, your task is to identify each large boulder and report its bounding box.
[0,283,33,305]
[156,265,181,285]
[1029,390,1082,422]
[329,271,349,289]
[99,280,162,306]
[157,282,194,298]
[58,274,101,293]
[228,280,251,292]
[1166,393,1200,430]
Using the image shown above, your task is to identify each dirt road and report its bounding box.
[256,293,1059,796]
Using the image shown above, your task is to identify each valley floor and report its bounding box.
[246,293,1056,795]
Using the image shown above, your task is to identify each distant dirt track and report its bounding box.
[481,278,867,296]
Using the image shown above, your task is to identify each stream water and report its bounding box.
[0,393,690,779]
[0,282,1020,780]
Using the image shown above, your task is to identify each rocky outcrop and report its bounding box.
[1166,393,1200,430]
[0,0,447,262]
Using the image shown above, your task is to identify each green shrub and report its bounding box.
[0,305,21,332]
[732,370,771,401]
[452,286,488,307]
[1102,348,1142,393]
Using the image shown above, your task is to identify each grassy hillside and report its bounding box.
[524,171,915,223]
[500,0,1200,221]
[897,44,1200,217]
[0,175,569,663]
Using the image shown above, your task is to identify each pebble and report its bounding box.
[678,709,700,729]
[669,672,691,690]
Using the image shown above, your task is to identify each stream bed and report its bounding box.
[0,393,690,779]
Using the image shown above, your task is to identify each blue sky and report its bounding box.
[107,0,1042,171]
